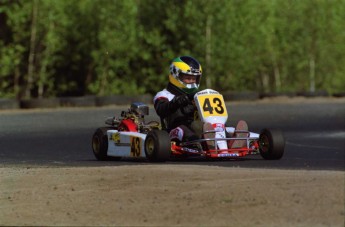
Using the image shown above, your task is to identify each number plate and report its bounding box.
[197,94,227,118]
[130,136,142,157]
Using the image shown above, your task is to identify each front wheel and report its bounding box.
[92,127,121,161]
[259,128,285,160]
[144,129,171,162]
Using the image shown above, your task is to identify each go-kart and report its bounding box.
[92,89,285,162]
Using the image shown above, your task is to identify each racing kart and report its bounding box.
[92,89,285,162]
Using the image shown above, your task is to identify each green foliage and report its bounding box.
[0,0,344,99]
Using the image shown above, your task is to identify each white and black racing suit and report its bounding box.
[153,83,198,142]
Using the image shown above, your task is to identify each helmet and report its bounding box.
[169,56,202,94]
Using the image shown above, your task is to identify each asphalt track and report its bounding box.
[0,99,344,170]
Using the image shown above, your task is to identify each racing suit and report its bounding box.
[153,83,198,142]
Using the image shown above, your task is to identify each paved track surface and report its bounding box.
[0,99,344,170]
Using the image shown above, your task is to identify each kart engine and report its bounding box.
[105,102,160,133]
[130,102,149,116]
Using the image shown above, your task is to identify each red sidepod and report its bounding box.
[118,119,138,132]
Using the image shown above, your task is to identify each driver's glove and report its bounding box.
[169,95,190,111]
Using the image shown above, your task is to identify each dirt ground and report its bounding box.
[0,165,344,226]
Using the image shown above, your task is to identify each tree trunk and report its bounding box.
[14,66,20,99]
[99,52,110,96]
[262,72,269,93]
[205,15,212,88]
[274,63,281,92]
[309,55,315,93]
[26,0,38,99]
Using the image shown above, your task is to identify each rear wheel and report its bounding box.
[92,127,121,161]
[144,129,171,162]
[259,128,285,160]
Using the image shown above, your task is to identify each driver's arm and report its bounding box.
[154,95,190,118]
[154,98,170,118]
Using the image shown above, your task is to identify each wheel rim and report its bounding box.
[145,137,155,156]
[259,134,269,153]
[92,136,100,154]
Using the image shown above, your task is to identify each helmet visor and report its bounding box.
[178,73,201,88]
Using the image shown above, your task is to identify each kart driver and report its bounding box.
[153,56,202,144]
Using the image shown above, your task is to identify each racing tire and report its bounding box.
[144,129,171,162]
[0,98,19,110]
[92,127,121,161]
[259,128,285,160]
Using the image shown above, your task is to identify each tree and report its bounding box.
[89,0,141,95]
[0,0,31,98]
[0,0,344,99]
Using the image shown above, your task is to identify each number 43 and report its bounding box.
[202,97,225,114]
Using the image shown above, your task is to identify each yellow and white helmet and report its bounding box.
[169,56,202,94]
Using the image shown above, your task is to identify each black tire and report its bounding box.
[92,127,121,161]
[259,128,285,160]
[60,96,96,107]
[0,98,19,110]
[144,129,171,162]
[20,98,60,109]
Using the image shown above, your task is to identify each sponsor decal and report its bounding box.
[196,89,219,95]
[111,132,120,143]
[181,147,199,153]
[218,153,239,157]
[212,123,225,132]
[169,127,183,141]
[170,128,179,138]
